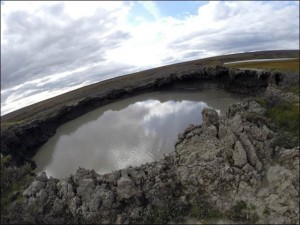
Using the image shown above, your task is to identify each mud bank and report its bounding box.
[1,65,275,166]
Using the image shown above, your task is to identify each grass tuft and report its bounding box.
[266,102,299,137]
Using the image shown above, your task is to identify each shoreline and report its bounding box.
[1,65,274,166]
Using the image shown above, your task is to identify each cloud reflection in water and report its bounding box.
[33,90,238,178]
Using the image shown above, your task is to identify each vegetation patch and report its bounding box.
[184,190,223,223]
[263,207,271,215]
[227,59,300,74]
[189,200,222,221]
[1,155,34,213]
[254,95,299,147]
[226,200,259,223]
[266,101,299,137]
[142,196,187,224]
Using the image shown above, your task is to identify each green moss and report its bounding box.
[189,200,221,220]
[263,207,271,215]
[266,102,299,137]
[227,200,247,221]
[254,97,267,108]
[226,200,259,223]
[0,155,12,167]
[1,174,33,211]
[185,191,223,222]
[249,203,256,210]
[143,198,186,224]
[1,155,34,213]
[254,95,299,144]
[24,162,32,174]
[273,132,299,149]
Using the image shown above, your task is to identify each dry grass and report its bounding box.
[226,59,299,74]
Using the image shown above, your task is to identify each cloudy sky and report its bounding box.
[1,1,299,115]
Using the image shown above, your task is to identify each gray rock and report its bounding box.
[101,190,114,208]
[53,199,65,213]
[57,180,74,199]
[239,133,260,169]
[116,173,137,200]
[89,197,101,212]
[36,189,48,203]
[232,141,248,168]
[77,178,95,201]
[247,101,266,115]
[202,108,219,128]
[23,180,46,197]
[242,163,255,173]
[69,196,81,215]
[36,172,48,182]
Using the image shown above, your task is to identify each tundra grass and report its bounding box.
[266,102,299,137]
[226,59,299,74]
[254,97,299,144]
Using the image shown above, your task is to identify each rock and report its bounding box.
[53,199,65,213]
[57,180,74,199]
[202,108,219,128]
[89,197,101,212]
[77,178,95,201]
[101,190,114,208]
[232,141,248,168]
[69,196,81,215]
[116,170,137,200]
[239,133,261,170]
[228,115,244,134]
[36,189,48,203]
[36,172,48,182]
[23,181,46,197]
[205,125,218,137]
[242,163,255,173]
[247,101,266,115]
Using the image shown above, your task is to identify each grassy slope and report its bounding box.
[1,50,299,126]
[226,59,299,74]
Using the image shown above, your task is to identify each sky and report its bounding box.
[1,1,299,115]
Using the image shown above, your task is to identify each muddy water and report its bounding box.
[33,89,243,178]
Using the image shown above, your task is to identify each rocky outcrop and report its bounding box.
[3,94,299,224]
[1,66,275,166]
[175,99,299,224]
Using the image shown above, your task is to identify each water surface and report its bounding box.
[33,89,242,178]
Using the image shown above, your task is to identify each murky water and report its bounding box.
[33,89,242,178]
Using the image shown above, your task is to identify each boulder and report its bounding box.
[232,141,248,168]
[202,108,219,128]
